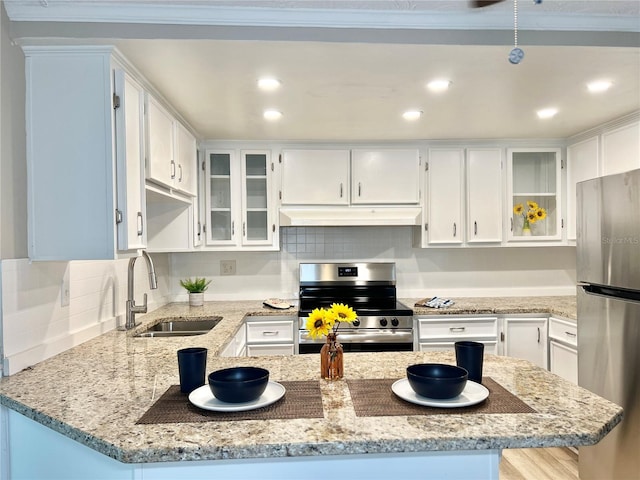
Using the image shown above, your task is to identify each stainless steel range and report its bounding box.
[297,262,414,353]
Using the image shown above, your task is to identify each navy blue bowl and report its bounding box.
[208,367,269,403]
[406,363,468,399]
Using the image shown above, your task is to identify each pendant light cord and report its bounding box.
[513,0,518,48]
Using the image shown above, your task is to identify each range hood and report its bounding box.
[279,206,422,227]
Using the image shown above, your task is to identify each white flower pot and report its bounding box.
[189,292,204,307]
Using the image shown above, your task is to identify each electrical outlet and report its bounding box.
[220,260,236,276]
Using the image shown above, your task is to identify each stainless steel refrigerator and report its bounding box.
[577,168,640,480]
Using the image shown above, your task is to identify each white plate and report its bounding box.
[188,381,286,412]
[391,378,489,408]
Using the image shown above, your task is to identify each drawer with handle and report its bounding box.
[548,317,577,347]
[246,319,295,344]
[417,317,498,341]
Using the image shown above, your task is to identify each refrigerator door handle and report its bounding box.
[580,283,640,304]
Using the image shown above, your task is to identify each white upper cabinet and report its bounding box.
[114,69,146,251]
[351,149,420,204]
[241,150,275,246]
[281,149,350,205]
[174,122,198,196]
[601,121,640,176]
[466,148,503,244]
[567,136,599,242]
[426,148,464,244]
[281,148,420,206]
[205,149,278,249]
[24,46,147,260]
[146,95,175,189]
[146,94,198,197]
[506,148,562,242]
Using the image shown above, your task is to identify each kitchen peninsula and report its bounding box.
[0,300,620,480]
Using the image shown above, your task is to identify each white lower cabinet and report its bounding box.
[219,324,247,357]
[502,317,548,369]
[417,316,499,354]
[548,317,578,384]
[418,314,565,373]
[245,316,295,356]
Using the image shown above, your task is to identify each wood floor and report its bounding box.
[501,447,579,480]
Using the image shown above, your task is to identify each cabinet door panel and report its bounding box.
[503,317,548,369]
[241,151,272,245]
[146,95,175,188]
[602,121,640,176]
[567,137,599,241]
[174,122,198,196]
[507,148,562,241]
[351,149,420,204]
[114,69,146,251]
[550,340,578,384]
[467,148,502,243]
[427,149,463,244]
[281,149,349,205]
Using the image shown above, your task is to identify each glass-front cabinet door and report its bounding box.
[205,149,275,248]
[206,150,238,245]
[507,148,562,241]
[241,150,273,245]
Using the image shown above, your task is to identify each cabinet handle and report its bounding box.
[178,164,183,182]
[537,327,541,343]
[170,160,176,179]
[262,331,279,336]
[231,221,235,236]
[137,212,143,236]
[340,183,343,198]
[453,223,457,237]
[243,222,246,236]
[565,331,577,337]
[358,182,362,197]
[450,327,466,333]
[474,221,478,236]
[510,218,513,232]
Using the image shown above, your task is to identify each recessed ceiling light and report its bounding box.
[587,80,613,93]
[402,110,423,121]
[258,77,281,91]
[427,79,451,92]
[537,108,558,119]
[263,109,282,120]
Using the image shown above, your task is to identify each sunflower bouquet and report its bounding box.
[305,303,358,339]
[513,200,547,234]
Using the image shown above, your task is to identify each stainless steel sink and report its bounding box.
[134,317,222,337]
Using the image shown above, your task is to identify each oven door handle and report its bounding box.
[299,329,413,344]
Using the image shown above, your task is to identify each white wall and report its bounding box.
[0,4,27,260]
[171,226,577,301]
[1,254,171,375]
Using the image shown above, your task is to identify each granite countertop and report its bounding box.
[0,298,619,465]
[409,296,577,320]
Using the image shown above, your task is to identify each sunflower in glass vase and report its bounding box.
[306,303,357,380]
[513,200,547,236]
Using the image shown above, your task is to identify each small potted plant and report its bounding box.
[180,277,211,307]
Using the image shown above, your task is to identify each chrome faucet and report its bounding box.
[125,250,158,329]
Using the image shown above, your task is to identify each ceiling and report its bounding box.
[6,0,640,141]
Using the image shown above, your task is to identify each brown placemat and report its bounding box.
[346,377,536,417]
[136,380,323,424]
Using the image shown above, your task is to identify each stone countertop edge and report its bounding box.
[0,295,618,466]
